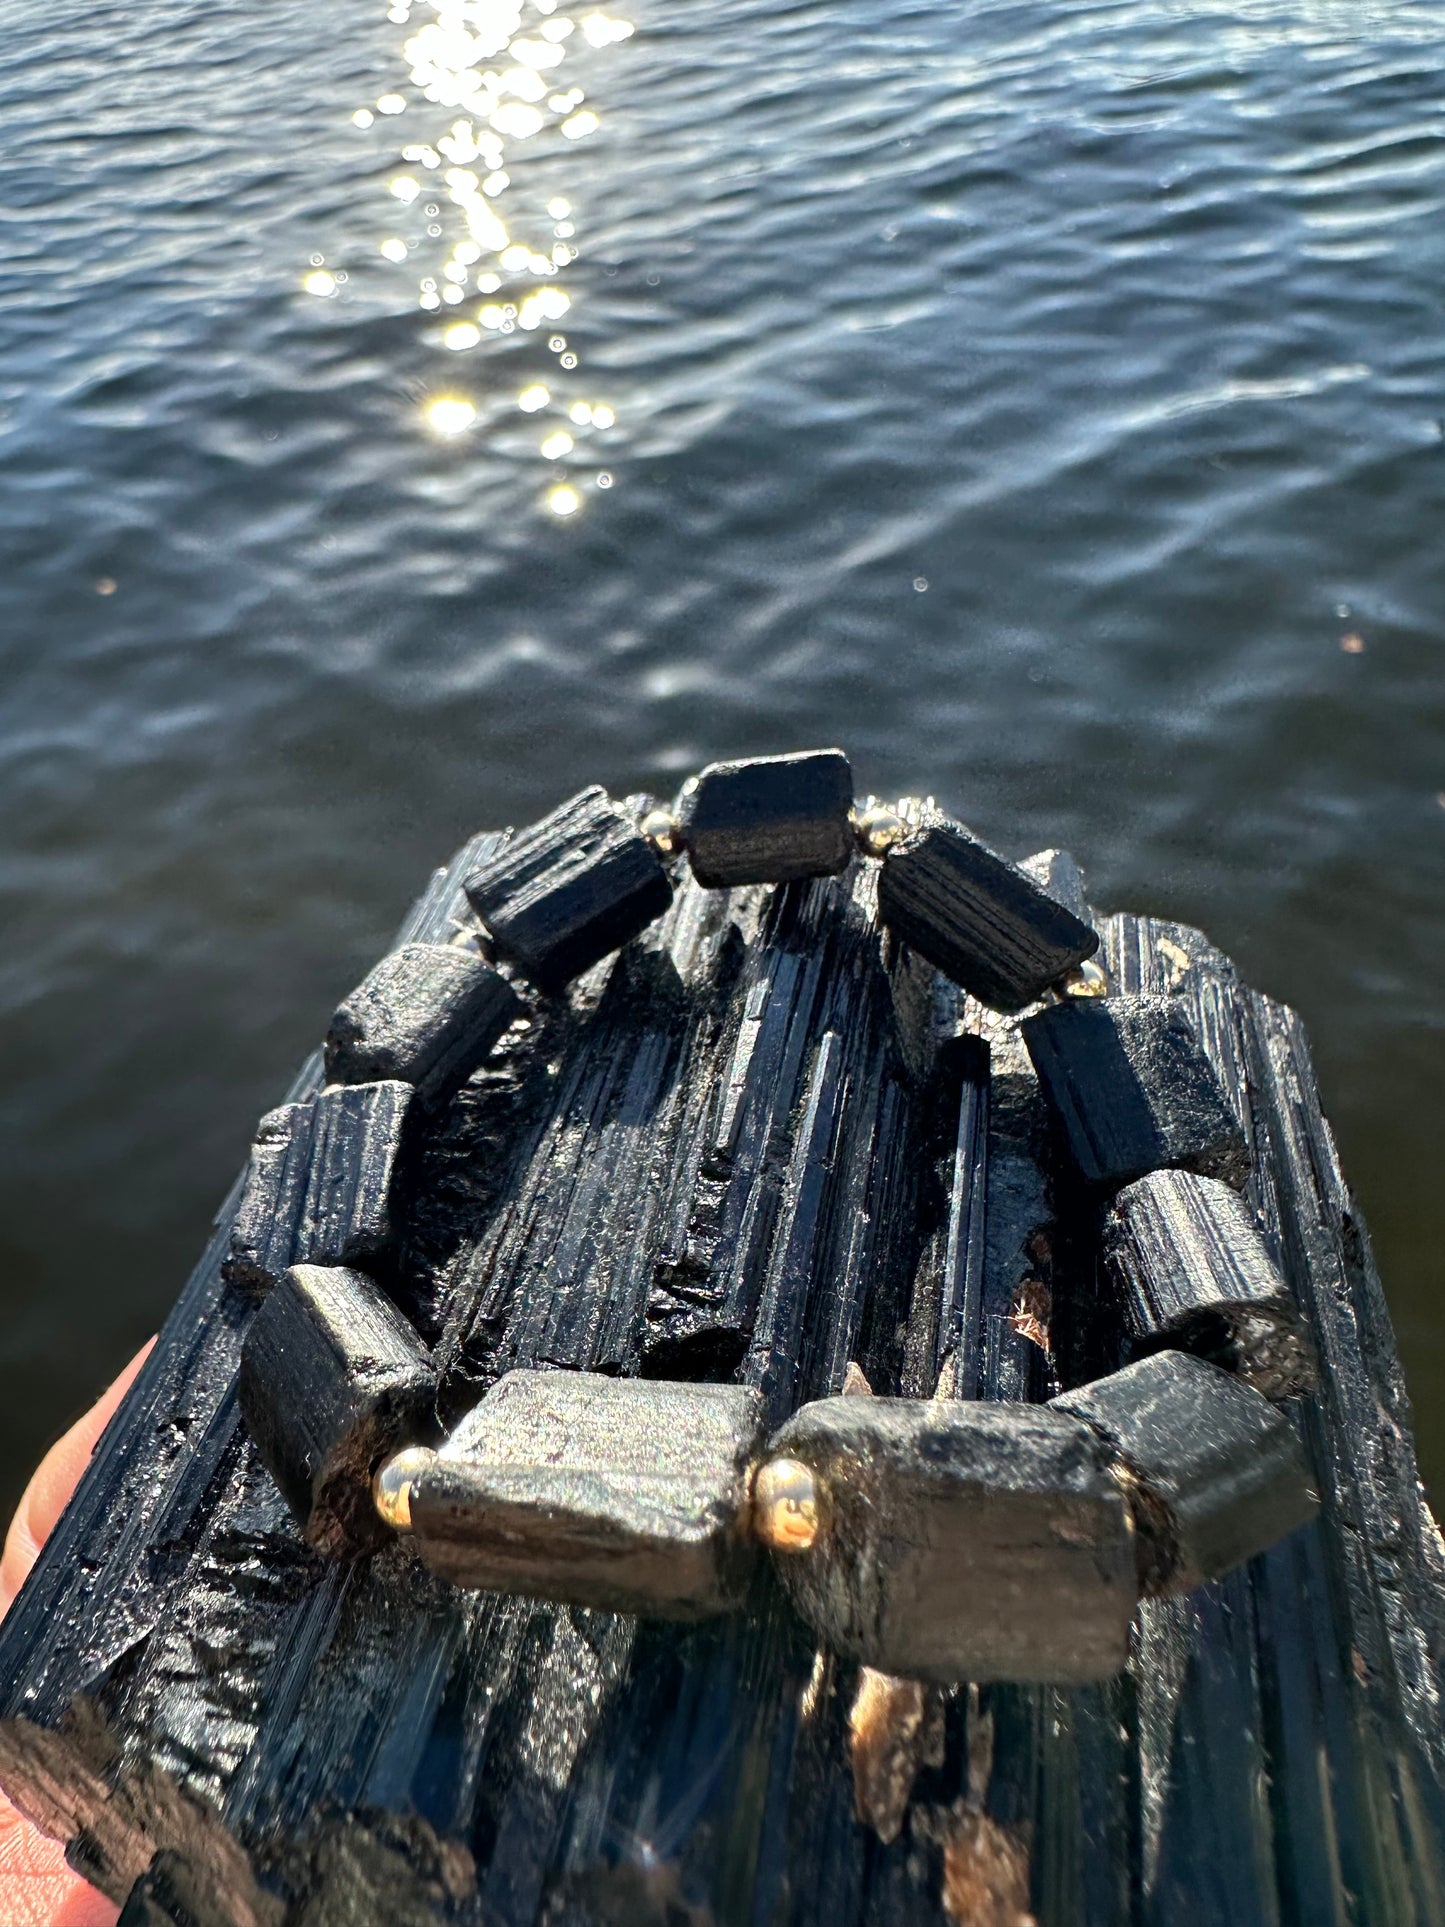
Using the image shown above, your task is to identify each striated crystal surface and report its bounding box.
[464,785,672,991]
[1105,1167,1317,1399]
[877,814,1098,1011]
[1022,992,1253,1191]
[325,942,522,1108]
[223,1080,414,1299]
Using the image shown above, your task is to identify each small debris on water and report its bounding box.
[1341,632,1365,654]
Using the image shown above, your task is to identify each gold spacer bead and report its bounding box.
[852,806,911,859]
[372,1445,438,1533]
[639,807,681,857]
[752,1457,822,1552]
[1059,959,1110,999]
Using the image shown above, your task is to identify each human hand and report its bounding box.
[0,1343,154,1927]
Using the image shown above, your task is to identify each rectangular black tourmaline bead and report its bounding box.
[1021,994,1252,1191]
[410,1371,766,1617]
[1104,1169,1316,1400]
[223,1103,311,1299]
[766,1396,1136,1682]
[325,941,522,1108]
[876,817,1098,1011]
[464,786,673,992]
[1053,1351,1317,1596]
[223,1081,414,1299]
[680,748,854,887]
[239,1263,436,1557]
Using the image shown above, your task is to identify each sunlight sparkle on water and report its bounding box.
[427,397,477,435]
[509,36,565,69]
[581,13,634,45]
[491,102,545,139]
[500,64,547,103]
[519,287,569,327]
[548,485,581,515]
[343,0,635,486]
[303,270,339,297]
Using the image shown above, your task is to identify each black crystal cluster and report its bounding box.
[229,751,1319,1688]
[5,755,1429,1927]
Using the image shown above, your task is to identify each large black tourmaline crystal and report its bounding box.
[680,748,855,887]
[464,785,673,991]
[877,816,1099,1010]
[223,1080,414,1299]
[238,1263,437,1557]
[765,1395,1135,1682]
[325,941,522,1108]
[1053,1350,1317,1595]
[1104,1168,1317,1399]
[410,1371,766,1617]
[1021,993,1252,1190]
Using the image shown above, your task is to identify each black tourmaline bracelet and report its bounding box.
[233,749,1319,1686]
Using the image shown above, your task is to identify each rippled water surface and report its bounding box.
[2,0,1443,1512]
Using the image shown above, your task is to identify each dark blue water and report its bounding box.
[2,0,1443,1511]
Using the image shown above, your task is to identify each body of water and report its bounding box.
[1,0,1442,1514]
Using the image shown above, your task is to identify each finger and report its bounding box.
[0,1341,155,1618]
[0,1793,118,1926]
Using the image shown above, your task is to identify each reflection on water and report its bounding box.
[311,0,634,509]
